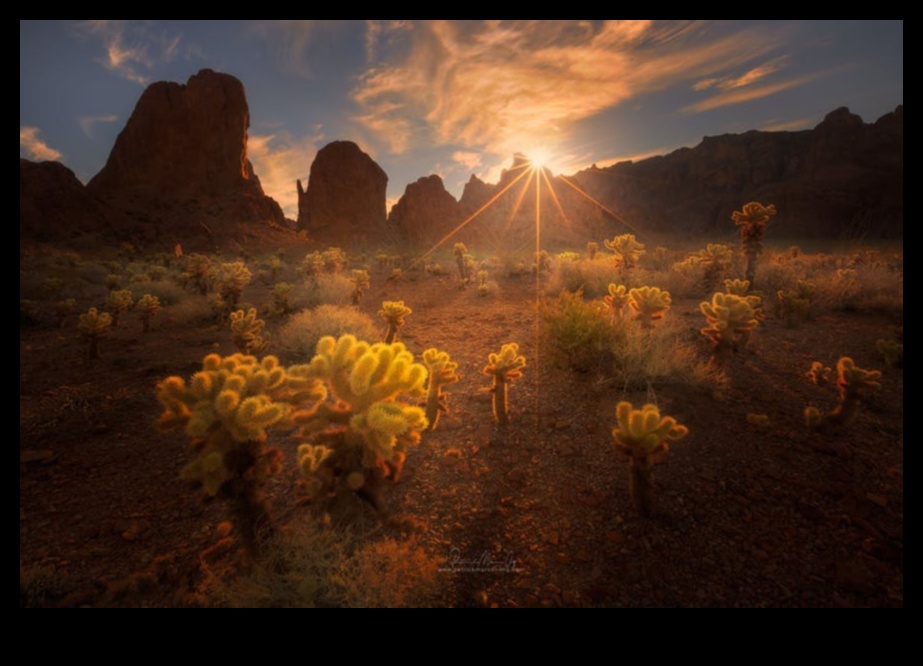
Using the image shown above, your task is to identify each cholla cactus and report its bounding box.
[776,280,815,327]
[604,284,629,317]
[350,270,370,306]
[691,244,735,292]
[724,279,763,319]
[422,348,460,431]
[628,286,671,328]
[272,282,294,316]
[483,343,526,427]
[611,401,688,516]
[805,361,832,386]
[379,300,412,344]
[106,289,133,327]
[604,233,645,274]
[732,201,777,285]
[700,292,759,365]
[294,335,428,508]
[477,270,489,297]
[805,357,882,432]
[299,251,325,282]
[453,243,469,282]
[217,261,252,308]
[321,247,347,273]
[136,293,161,332]
[184,254,212,295]
[230,308,269,355]
[156,353,325,553]
[533,250,552,275]
[78,307,112,360]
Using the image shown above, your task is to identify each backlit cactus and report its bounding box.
[422,348,460,431]
[379,300,412,344]
[628,286,671,328]
[700,292,759,365]
[611,401,688,516]
[136,293,161,332]
[483,343,526,427]
[692,244,735,291]
[732,201,777,286]
[294,335,428,508]
[78,307,112,360]
[106,289,133,327]
[453,242,469,282]
[805,357,882,432]
[272,282,294,315]
[604,233,645,274]
[230,308,269,355]
[604,284,629,317]
[350,269,370,306]
[156,353,326,552]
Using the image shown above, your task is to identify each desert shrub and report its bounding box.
[276,305,378,364]
[546,256,619,299]
[76,261,110,286]
[291,273,354,310]
[810,262,903,315]
[127,279,186,306]
[539,290,623,374]
[164,294,216,327]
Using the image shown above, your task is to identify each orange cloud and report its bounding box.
[75,20,184,84]
[248,131,325,218]
[451,150,482,170]
[682,73,819,114]
[353,20,783,158]
[20,126,62,161]
[761,116,816,132]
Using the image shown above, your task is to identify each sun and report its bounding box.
[527,149,552,172]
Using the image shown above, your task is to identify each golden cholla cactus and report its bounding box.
[732,201,777,285]
[604,284,629,316]
[422,348,460,431]
[217,261,252,308]
[692,244,735,291]
[156,353,325,552]
[628,286,671,328]
[483,343,526,427]
[350,269,371,306]
[106,289,133,327]
[230,308,269,355]
[805,357,882,432]
[136,293,161,332]
[724,279,751,296]
[295,335,428,507]
[611,401,688,517]
[700,292,759,366]
[379,300,412,344]
[78,307,112,360]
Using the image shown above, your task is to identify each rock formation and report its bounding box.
[87,69,285,245]
[388,175,462,248]
[297,141,388,244]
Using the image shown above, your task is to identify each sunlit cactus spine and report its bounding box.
[422,348,460,431]
[628,286,671,328]
[136,293,161,332]
[604,233,645,276]
[732,201,776,286]
[700,292,759,366]
[294,335,428,509]
[804,357,882,432]
[156,353,326,554]
[230,308,269,355]
[805,361,832,386]
[724,278,763,319]
[78,307,112,360]
[483,343,526,427]
[350,269,370,306]
[604,284,629,317]
[611,401,688,517]
[877,339,903,368]
[379,300,412,344]
[106,289,133,327]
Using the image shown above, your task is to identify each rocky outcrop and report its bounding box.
[87,69,285,245]
[388,175,462,247]
[20,159,125,243]
[571,105,903,239]
[297,141,388,244]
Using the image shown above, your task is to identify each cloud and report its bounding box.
[365,20,412,62]
[682,73,819,114]
[761,116,816,132]
[251,21,351,78]
[693,57,788,92]
[78,114,119,138]
[248,131,325,218]
[352,20,784,159]
[451,150,482,170]
[75,20,185,84]
[20,126,62,161]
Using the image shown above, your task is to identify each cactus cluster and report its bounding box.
[732,201,777,286]
[78,307,112,360]
[483,343,526,427]
[611,402,688,516]
[628,286,671,328]
[230,308,269,355]
[379,300,412,344]
[156,353,325,552]
[294,335,428,508]
[422,348,460,431]
[805,357,882,432]
[700,292,759,365]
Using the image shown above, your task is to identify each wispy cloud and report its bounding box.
[682,73,819,114]
[693,57,788,91]
[761,116,816,132]
[75,20,185,84]
[352,20,785,160]
[248,130,325,218]
[20,126,62,161]
[78,114,119,138]
[365,20,412,63]
[451,150,482,170]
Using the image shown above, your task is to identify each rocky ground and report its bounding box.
[20,255,903,607]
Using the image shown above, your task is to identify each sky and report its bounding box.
[20,20,903,219]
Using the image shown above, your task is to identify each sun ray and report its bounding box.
[557,174,646,239]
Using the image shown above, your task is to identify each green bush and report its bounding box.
[276,306,378,364]
[539,290,622,373]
